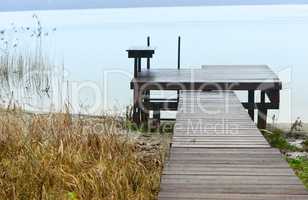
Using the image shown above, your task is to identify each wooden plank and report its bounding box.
[166,159,288,165]
[171,141,269,145]
[168,153,282,159]
[163,163,291,169]
[168,156,287,163]
[159,193,308,200]
[173,131,263,136]
[159,184,308,194]
[170,147,281,154]
[161,175,303,185]
[160,186,308,195]
[172,137,267,142]
[171,144,270,148]
[163,168,295,176]
[158,91,307,200]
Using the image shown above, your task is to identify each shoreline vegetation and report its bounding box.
[0,18,174,199]
[262,121,308,189]
[0,106,172,199]
[0,15,62,113]
[0,105,307,199]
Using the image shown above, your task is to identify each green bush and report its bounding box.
[287,157,308,189]
[261,129,299,152]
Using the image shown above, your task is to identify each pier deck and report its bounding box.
[131,65,282,90]
[130,65,281,129]
[158,91,308,200]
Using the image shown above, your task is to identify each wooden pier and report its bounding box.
[127,47,281,129]
[126,43,307,199]
[158,91,308,200]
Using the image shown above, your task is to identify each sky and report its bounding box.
[1,0,308,11]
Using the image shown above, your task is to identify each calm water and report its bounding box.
[0,5,307,122]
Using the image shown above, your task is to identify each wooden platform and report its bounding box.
[130,65,281,129]
[131,65,282,90]
[158,91,308,200]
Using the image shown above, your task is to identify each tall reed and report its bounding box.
[0,14,55,99]
[0,108,165,200]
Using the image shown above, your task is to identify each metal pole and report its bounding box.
[147,36,150,69]
[177,36,181,102]
[147,36,150,46]
[178,36,181,70]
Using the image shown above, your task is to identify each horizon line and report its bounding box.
[1,2,308,13]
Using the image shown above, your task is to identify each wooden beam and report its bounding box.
[138,57,141,72]
[257,91,268,129]
[242,102,279,110]
[127,48,155,58]
[248,90,255,121]
[131,82,281,91]
[134,58,138,78]
[143,101,178,111]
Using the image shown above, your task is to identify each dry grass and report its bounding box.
[0,107,165,200]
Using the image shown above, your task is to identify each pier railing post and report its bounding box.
[178,36,181,70]
[177,36,181,102]
[147,36,150,69]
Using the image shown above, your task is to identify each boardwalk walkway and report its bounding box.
[158,91,308,200]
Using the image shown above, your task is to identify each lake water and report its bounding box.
[0,5,307,123]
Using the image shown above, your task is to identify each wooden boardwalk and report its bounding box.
[158,91,308,200]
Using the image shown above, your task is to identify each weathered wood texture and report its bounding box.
[158,91,307,200]
[131,65,282,90]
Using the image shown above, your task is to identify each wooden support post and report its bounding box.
[153,109,161,128]
[134,58,138,78]
[257,91,268,129]
[248,90,255,121]
[144,90,150,122]
[144,37,151,124]
[141,110,149,125]
[258,108,268,129]
[133,86,141,126]
[140,90,150,124]
[140,109,146,125]
[137,57,141,72]
[266,89,280,108]
[147,36,150,69]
